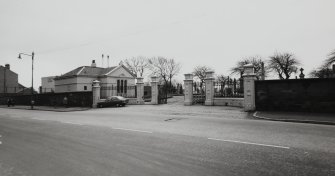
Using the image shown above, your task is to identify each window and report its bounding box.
[117,80,120,93]
[84,86,87,90]
[120,80,124,93]
[124,80,127,93]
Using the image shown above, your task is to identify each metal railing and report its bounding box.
[214,78,244,98]
[100,85,137,99]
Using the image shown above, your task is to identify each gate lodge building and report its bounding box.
[48,60,136,98]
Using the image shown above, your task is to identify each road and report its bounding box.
[0,103,334,176]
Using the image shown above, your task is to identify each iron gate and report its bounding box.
[158,85,167,104]
[192,82,205,104]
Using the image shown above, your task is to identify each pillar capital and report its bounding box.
[184,73,193,81]
[242,64,256,77]
[151,76,158,83]
[136,77,144,84]
[92,80,100,87]
[205,71,215,79]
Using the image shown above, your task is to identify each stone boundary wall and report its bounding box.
[127,98,137,105]
[255,78,335,112]
[213,98,244,107]
[0,91,93,107]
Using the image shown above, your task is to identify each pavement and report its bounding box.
[0,105,91,112]
[253,111,335,125]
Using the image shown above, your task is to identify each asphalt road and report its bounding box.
[0,105,334,176]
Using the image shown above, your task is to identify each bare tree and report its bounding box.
[123,56,149,77]
[167,59,181,90]
[310,68,333,78]
[148,57,181,91]
[230,56,266,79]
[322,49,335,68]
[192,66,213,92]
[268,52,300,79]
[309,49,335,78]
[216,74,227,82]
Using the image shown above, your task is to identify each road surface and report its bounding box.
[0,104,334,176]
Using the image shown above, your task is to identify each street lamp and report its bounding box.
[18,52,35,109]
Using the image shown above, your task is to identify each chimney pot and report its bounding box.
[91,60,96,67]
[5,64,10,70]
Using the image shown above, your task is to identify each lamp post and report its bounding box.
[18,52,35,109]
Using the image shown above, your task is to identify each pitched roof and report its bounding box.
[55,66,121,80]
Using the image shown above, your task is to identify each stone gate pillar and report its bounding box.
[150,76,159,105]
[136,77,144,104]
[205,71,215,106]
[243,64,257,111]
[184,74,193,106]
[92,80,101,108]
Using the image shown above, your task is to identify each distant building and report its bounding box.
[17,87,38,95]
[52,60,136,97]
[0,64,24,93]
[40,76,56,93]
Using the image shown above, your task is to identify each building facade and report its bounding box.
[52,60,136,98]
[0,64,20,93]
[40,76,56,93]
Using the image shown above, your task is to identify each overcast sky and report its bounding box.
[1,0,335,88]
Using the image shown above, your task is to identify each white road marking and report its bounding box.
[208,138,290,149]
[31,117,48,121]
[62,122,83,125]
[112,128,153,134]
[0,141,2,144]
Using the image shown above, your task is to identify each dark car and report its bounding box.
[97,96,129,108]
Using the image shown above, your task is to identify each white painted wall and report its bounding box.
[41,76,55,92]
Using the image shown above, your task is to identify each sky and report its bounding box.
[1,0,335,88]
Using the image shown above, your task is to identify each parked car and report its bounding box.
[97,96,129,108]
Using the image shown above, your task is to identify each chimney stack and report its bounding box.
[5,64,10,70]
[91,60,96,67]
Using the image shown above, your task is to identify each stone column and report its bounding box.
[92,80,101,108]
[136,77,144,104]
[150,76,159,105]
[184,74,193,106]
[243,64,257,111]
[205,71,215,106]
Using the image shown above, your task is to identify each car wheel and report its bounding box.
[115,104,119,107]
[98,104,103,108]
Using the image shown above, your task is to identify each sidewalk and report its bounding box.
[253,111,335,125]
[0,105,91,112]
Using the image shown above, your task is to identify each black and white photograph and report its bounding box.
[0,0,335,175]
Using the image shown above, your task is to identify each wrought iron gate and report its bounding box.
[158,85,167,104]
[192,82,205,104]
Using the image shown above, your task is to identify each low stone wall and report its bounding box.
[127,98,137,105]
[99,98,138,105]
[213,98,244,107]
[0,91,93,107]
